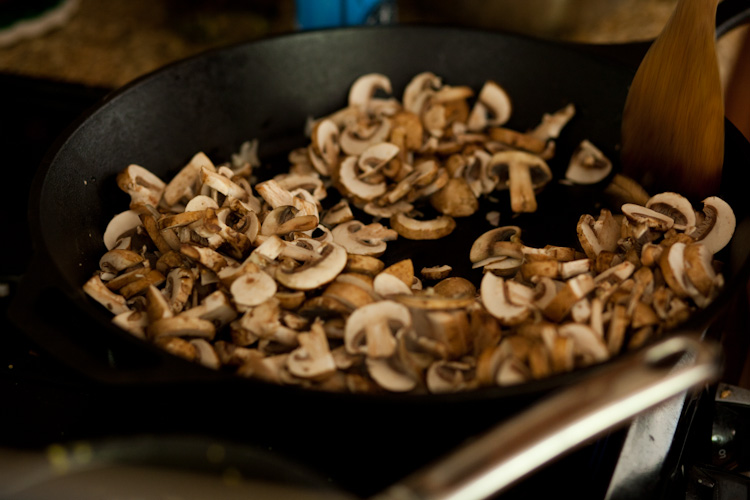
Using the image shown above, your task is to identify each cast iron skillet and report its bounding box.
[10,5,750,495]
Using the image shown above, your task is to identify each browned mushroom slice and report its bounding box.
[565,140,612,185]
[558,322,609,365]
[112,310,148,339]
[429,178,479,217]
[489,150,552,213]
[684,242,720,297]
[421,265,452,281]
[621,204,675,232]
[190,338,221,370]
[200,166,248,201]
[337,156,387,201]
[488,127,547,155]
[99,249,145,274]
[180,244,228,273]
[310,119,340,175]
[147,315,216,340]
[340,118,392,156]
[345,254,385,276]
[543,273,595,322]
[390,212,455,240]
[403,71,442,115]
[322,200,354,226]
[84,275,130,314]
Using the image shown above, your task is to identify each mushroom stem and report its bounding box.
[508,161,537,213]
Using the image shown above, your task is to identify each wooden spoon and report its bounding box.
[621,0,724,200]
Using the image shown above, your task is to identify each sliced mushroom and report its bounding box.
[348,73,392,110]
[690,196,736,254]
[426,359,479,393]
[645,192,696,231]
[116,164,166,208]
[163,152,215,206]
[286,321,337,380]
[470,226,522,263]
[103,210,143,250]
[390,212,456,240]
[480,273,530,326]
[332,220,397,256]
[230,271,278,311]
[530,103,576,141]
[345,300,411,358]
[621,204,675,232]
[337,156,387,201]
[275,242,347,291]
[429,178,479,217]
[489,150,552,213]
[466,80,512,131]
[565,140,612,185]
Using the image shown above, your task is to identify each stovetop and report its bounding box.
[1,71,749,500]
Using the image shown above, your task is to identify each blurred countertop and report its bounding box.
[0,0,747,136]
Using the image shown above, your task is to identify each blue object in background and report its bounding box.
[295,0,397,29]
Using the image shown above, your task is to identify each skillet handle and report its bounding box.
[716,0,750,38]
[7,254,219,386]
[374,334,722,500]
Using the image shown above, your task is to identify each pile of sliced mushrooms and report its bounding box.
[84,72,736,394]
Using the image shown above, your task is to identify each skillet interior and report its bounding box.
[21,25,750,494]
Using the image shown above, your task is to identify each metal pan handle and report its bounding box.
[373,333,722,500]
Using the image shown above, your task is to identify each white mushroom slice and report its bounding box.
[231,139,260,169]
[530,103,576,141]
[345,300,411,358]
[332,220,397,256]
[200,167,247,201]
[426,360,478,394]
[275,242,347,291]
[275,173,327,201]
[313,119,340,170]
[184,195,219,212]
[260,206,318,236]
[565,140,612,185]
[180,289,237,327]
[482,257,524,277]
[103,210,143,250]
[163,152,215,206]
[645,192,696,231]
[358,142,401,179]
[621,204,674,231]
[366,357,418,392]
[403,71,442,114]
[659,241,703,301]
[144,285,173,323]
[112,310,148,339]
[322,200,354,226]
[559,259,593,280]
[83,275,130,314]
[348,73,392,110]
[489,151,552,213]
[116,164,166,208]
[390,212,456,240]
[558,323,609,364]
[373,272,413,297]
[570,298,592,323]
[287,322,337,380]
[338,156,387,201]
[230,271,278,311]
[340,119,392,156]
[594,261,635,284]
[190,338,221,370]
[467,80,512,131]
[690,196,736,254]
[480,273,530,326]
